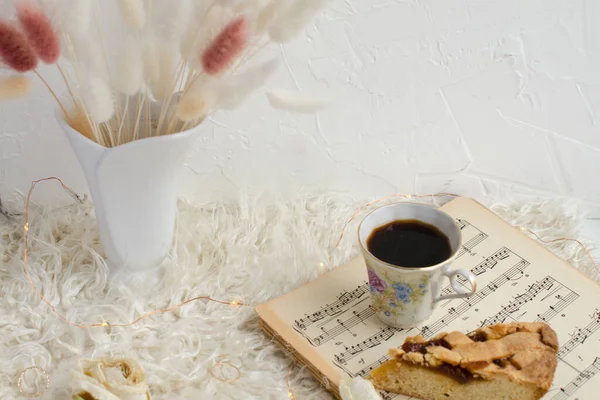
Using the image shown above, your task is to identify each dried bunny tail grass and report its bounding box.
[118,0,146,30]
[60,0,92,35]
[176,88,217,122]
[160,0,192,39]
[201,16,250,75]
[113,37,143,96]
[150,41,181,101]
[211,58,280,110]
[81,76,114,123]
[233,0,265,13]
[142,36,160,84]
[266,89,328,113]
[16,1,60,64]
[0,75,31,100]
[0,20,39,72]
[256,0,289,33]
[269,0,327,43]
[181,4,228,61]
[68,104,96,141]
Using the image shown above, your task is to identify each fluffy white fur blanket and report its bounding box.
[0,194,597,399]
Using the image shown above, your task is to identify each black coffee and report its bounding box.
[367,220,452,268]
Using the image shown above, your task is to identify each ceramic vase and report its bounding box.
[57,111,202,276]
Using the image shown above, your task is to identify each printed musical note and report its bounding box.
[457,232,488,258]
[309,307,375,346]
[481,277,578,327]
[294,283,369,331]
[471,247,510,275]
[551,358,600,400]
[558,310,600,359]
[422,259,530,338]
[278,205,600,400]
[356,356,390,378]
[333,327,401,366]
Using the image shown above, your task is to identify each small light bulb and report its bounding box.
[230,300,239,306]
[101,321,108,327]
[23,223,29,232]
[406,194,413,199]
[288,391,295,399]
[520,226,527,231]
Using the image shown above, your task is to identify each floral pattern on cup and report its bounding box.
[367,268,430,318]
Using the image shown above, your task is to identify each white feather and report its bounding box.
[266,89,328,113]
[211,59,280,110]
[113,37,144,96]
[269,0,326,43]
[118,0,146,30]
[81,76,114,123]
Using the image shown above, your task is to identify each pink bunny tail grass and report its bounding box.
[0,21,38,72]
[201,16,249,75]
[17,2,60,64]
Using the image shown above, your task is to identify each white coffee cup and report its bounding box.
[358,202,477,328]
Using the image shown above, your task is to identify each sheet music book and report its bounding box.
[255,197,600,400]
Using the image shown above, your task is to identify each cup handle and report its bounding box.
[434,269,477,302]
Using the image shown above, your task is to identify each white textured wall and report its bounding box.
[2,0,600,216]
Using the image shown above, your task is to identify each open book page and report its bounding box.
[255,197,600,400]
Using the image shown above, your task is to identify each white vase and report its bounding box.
[56,110,202,275]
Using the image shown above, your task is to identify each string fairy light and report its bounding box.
[22,177,250,330]
[209,361,242,383]
[286,362,297,400]
[17,366,49,398]
[17,178,599,399]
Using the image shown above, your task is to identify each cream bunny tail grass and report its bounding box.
[150,41,181,101]
[142,37,160,84]
[0,75,31,100]
[269,0,327,43]
[68,104,97,141]
[266,89,328,113]
[113,37,143,96]
[81,76,115,123]
[60,0,92,35]
[118,0,146,30]
[160,0,192,39]
[256,0,289,33]
[212,58,280,110]
[176,89,216,122]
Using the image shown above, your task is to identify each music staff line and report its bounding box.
[481,276,579,327]
[551,358,600,400]
[421,258,530,338]
[558,310,600,359]
[294,283,369,331]
[439,246,513,299]
[334,326,401,367]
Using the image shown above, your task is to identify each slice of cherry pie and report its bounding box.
[368,322,558,400]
